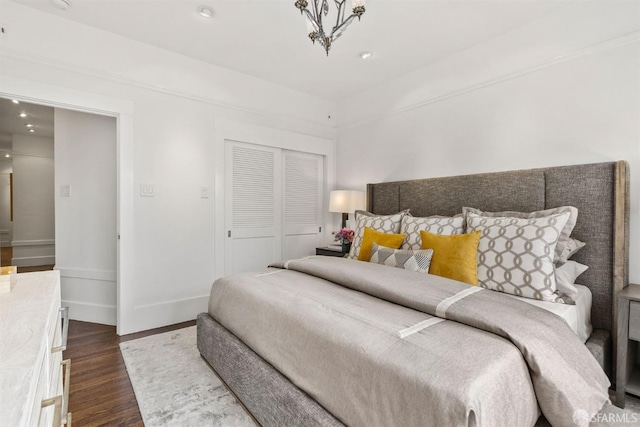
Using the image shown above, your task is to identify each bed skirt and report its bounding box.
[196,312,344,427]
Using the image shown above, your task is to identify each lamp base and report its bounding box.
[341,213,348,229]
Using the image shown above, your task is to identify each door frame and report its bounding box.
[0,75,135,335]
[213,118,336,280]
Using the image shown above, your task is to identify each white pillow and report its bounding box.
[555,261,589,297]
[348,210,409,260]
[400,214,464,250]
[466,211,570,303]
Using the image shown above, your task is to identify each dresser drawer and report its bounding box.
[629,301,640,341]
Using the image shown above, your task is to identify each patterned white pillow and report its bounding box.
[348,210,409,259]
[466,211,570,303]
[400,214,464,250]
[369,243,434,274]
[463,206,578,264]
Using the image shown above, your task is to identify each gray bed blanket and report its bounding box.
[208,256,609,427]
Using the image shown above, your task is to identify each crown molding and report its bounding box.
[339,31,640,129]
[0,47,337,135]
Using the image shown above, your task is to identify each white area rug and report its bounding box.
[120,326,256,427]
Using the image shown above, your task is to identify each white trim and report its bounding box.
[128,295,208,333]
[340,32,640,128]
[0,47,335,134]
[11,239,55,247]
[436,287,483,318]
[11,255,56,267]
[55,266,116,282]
[62,300,116,326]
[399,318,445,339]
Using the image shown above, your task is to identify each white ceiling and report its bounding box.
[9,0,580,102]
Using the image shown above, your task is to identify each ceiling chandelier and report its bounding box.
[295,0,366,56]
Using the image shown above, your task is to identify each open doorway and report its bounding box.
[0,96,118,325]
[0,98,55,272]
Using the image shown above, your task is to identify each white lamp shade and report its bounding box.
[329,190,365,214]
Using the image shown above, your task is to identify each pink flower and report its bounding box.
[334,228,354,243]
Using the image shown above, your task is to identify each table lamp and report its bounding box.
[329,190,365,228]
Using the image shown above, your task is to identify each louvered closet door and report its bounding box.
[282,151,323,260]
[225,141,282,275]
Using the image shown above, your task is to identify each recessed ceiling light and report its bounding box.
[4,154,10,158]
[19,112,27,118]
[51,0,72,10]
[197,5,214,18]
[11,99,19,104]
[359,51,373,60]
[26,123,34,128]
[29,129,35,133]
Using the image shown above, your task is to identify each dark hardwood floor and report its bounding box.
[63,319,196,426]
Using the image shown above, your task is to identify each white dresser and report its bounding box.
[0,271,72,427]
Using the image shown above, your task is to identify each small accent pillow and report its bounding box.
[555,261,589,298]
[369,243,434,274]
[420,230,481,285]
[466,211,570,303]
[348,209,409,260]
[463,206,578,264]
[400,214,464,250]
[358,227,407,261]
[558,238,586,264]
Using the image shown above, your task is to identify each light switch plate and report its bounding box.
[140,183,154,197]
[60,185,71,197]
[200,186,209,199]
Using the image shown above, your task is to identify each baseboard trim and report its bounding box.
[12,255,55,267]
[63,299,116,326]
[55,266,116,282]
[12,239,55,247]
[121,295,209,335]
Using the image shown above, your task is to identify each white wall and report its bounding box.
[11,134,55,267]
[54,108,117,325]
[0,1,336,334]
[336,4,640,281]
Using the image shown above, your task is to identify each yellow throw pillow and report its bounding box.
[420,230,481,285]
[358,227,406,261]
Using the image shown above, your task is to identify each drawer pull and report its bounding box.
[61,359,71,424]
[41,395,62,427]
[52,307,69,353]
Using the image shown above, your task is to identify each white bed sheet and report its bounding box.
[508,284,593,343]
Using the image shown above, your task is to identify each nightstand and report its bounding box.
[316,247,347,258]
[616,284,640,408]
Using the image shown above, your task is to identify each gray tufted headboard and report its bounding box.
[367,161,629,355]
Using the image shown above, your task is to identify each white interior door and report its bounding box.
[282,150,323,260]
[225,140,281,275]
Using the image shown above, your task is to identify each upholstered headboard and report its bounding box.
[367,161,629,339]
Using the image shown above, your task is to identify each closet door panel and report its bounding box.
[282,151,323,260]
[225,141,281,275]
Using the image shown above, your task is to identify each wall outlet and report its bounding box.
[140,183,154,197]
[200,186,209,199]
[60,185,71,197]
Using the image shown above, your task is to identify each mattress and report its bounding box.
[508,284,593,343]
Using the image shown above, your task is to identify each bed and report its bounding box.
[197,161,629,427]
